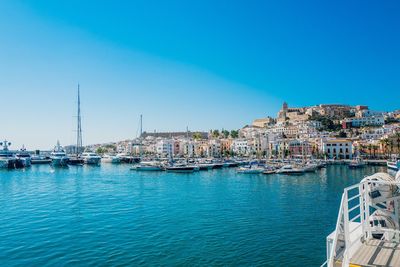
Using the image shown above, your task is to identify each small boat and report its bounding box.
[263,166,276,175]
[387,159,400,171]
[236,165,264,174]
[81,152,101,165]
[276,165,305,175]
[131,161,164,171]
[348,157,366,168]
[165,164,196,173]
[101,154,121,164]
[50,141,69,167]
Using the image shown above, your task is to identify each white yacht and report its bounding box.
[0,140,17,169]
[323,171,400,267]
[236,165,265,174]
[101,154,121,164]
[50,141,69,167]
[81,152,101,165]
[131,161,164,171]
[276,164,305,174]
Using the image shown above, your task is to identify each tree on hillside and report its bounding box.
[193,132,202,140]
[222,130,230,138]
[212,130,220,138]
[230,130,239,139]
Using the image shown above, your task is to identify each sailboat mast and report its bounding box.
[139,114,143,157]
[76,84,83,156]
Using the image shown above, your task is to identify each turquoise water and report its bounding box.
[0,164,387,266]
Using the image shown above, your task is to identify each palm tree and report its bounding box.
[389,140,394,157]
[367,144,372,159]
[372,145,378,159]
[395,132,400,156]
[380,138,390,158]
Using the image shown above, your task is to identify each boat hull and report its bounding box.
[131,166,163,171]
[84,158,101,165]
[166,167,195,173]
[51,157,69,167]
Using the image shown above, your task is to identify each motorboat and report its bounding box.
[101,154,121,164]
[81,152,101,165]
[131,161,164,171]
[236,165,265,174]
[50,141,69,167]
[197,163,214,170]
[263,166,276,175]
[276,165,305,175]
[165,163,196,173]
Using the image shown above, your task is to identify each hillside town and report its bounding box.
[88,103,400,160]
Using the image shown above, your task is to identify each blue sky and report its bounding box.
[1,0,399,149]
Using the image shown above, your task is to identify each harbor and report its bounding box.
[0,163,388,266]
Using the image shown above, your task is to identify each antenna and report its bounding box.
[140,114,143,137]
[76,84,83,156]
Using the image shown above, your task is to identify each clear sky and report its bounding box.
[1,0,399,149]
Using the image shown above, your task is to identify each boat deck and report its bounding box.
[350,239,400,267]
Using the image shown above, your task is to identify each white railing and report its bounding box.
[327,179,400,267]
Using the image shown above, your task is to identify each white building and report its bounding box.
[207,139,222,157]
[343,116,384,128]
[231,139,250,156]
[321,138,353,159]
[155,139,174,156]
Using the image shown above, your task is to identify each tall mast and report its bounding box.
[76,84,83,156]
[139,114,143,157]
[140,114,143,138]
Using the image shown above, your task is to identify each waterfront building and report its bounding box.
[321,138,353,159]
[207,139,222,158]
[231,139,250,156]
[155,139,174,157]
[288,140,313,158]
[220,139,233,156]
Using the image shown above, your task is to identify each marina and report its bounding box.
[0,164,387,266]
